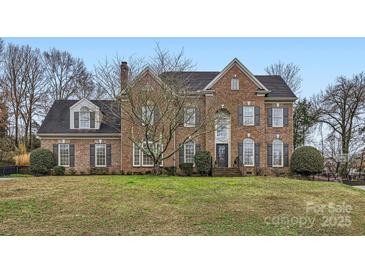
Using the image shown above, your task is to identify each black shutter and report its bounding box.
[195,107,200,126]
[74,112,79,128]
[255,143,260,167]
[53,144,58,166]
[195,143,201,154]
[90,112,95,128]
[178,108,184,126]
[106,144,112,167]
[283,108,289,127]
[238,106,243,126]
[69,144,75,167]
[90,144,95,167]
[284,144,289,167]
[267,108,272,127]
[255,106,260,126]
[238,142,243,166]
[179,144,184,165]
[267,144,273,167]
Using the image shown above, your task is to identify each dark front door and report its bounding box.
[216,144,228,167]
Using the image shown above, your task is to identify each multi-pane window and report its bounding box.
[243,138,254,166]
[133,144,141,166]
[80,106,90,128]
[272,108,283,127]
[231,78,239,90]
[243,106,254,125]
[184,107,196,127]
[141,105,154,125]
[273,139,283,167]
[133,143,162,167]
[142,143,154,166]
[59,144,70,166]
[184,141,195,164]
[216,114,229,142]
[95,144,106,167]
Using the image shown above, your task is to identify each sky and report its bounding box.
[3,37,365,98]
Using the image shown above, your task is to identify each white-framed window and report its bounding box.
[243,138,254,166]
[141,105,154,125]
[216,114,230,143]
[272,108,283,127]
[184,141,195,164]
[231,78,239,90]
[133,143,163,167]
[243,106,255,126]
[80,106,90,128]
[273,139,284,167]
[58,144,70,167]
[184,107,196,127]
[95,144,106,167]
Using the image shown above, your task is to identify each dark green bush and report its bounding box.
[53,166,65,176]
[163,166,176,176]
[179,163,193,176]
[30,148,55,176]
[291,146,324,176]
[194,151,212,175]
[67,168,77,176]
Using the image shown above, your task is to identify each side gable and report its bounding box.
[203,58,269,93]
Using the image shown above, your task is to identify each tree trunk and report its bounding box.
[153,163,161,175]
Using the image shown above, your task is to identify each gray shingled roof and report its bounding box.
[38,100,121,134]
[160,71,296,98]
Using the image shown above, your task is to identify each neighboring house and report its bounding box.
[38,58,297,175]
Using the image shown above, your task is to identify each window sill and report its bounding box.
[184,124,196,128]
[95,165,107,168]
[272,165,284,168]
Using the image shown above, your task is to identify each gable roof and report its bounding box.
[38,100,120,135]
[203,58,269,91]
[159,71,296,99]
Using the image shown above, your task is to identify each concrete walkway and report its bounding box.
[354,185,365,191]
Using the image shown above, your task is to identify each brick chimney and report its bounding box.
[120,61,129,92]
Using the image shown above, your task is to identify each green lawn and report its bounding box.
[0,175,364,235]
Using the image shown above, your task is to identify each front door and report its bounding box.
[216,144,228,167]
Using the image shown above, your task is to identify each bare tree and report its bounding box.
[19,47,47,149]
[265,61,302,95]
[102,46,217,174]
[0,44,29,147]
[93,54,145,99]
[43,48,94,102]
[313,73,365,175]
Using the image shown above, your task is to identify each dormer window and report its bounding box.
[80,107,90,128]
[231,78,239,90]
[70,98,99,129]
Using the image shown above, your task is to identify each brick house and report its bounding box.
[38,58,297,175]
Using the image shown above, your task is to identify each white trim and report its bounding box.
[95,143,107,167]
[79,106,91,129]
[58,143,70,167]
[242,106,255,126]
[184,107,196,127]
[69,98,101,130]
[231,78,240,90]
[38,133,121,138]
[272,139,284,168]
[272,108,284,128]
[184,141,196,164]
[133,142,164,167]
[203,58,269,92]
[243,138,255,167]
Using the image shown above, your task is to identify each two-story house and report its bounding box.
[37,58,297,175]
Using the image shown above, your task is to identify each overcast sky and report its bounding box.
[3,37,365,98]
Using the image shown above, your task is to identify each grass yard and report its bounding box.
[0,175,365,235]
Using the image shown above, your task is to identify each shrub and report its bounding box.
[179,163,193,176]
[53,166,65,176]
[90,167,109,175]
[163,166,176,176]
[67,168,77,176]
[30,148,55,176]
[291,146,324,176]
[194,151,212,175]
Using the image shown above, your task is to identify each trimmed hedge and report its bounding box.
[30,148,55,176]
[291,146,324,176]
[53,166,65,176]
[194,151,212,175]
